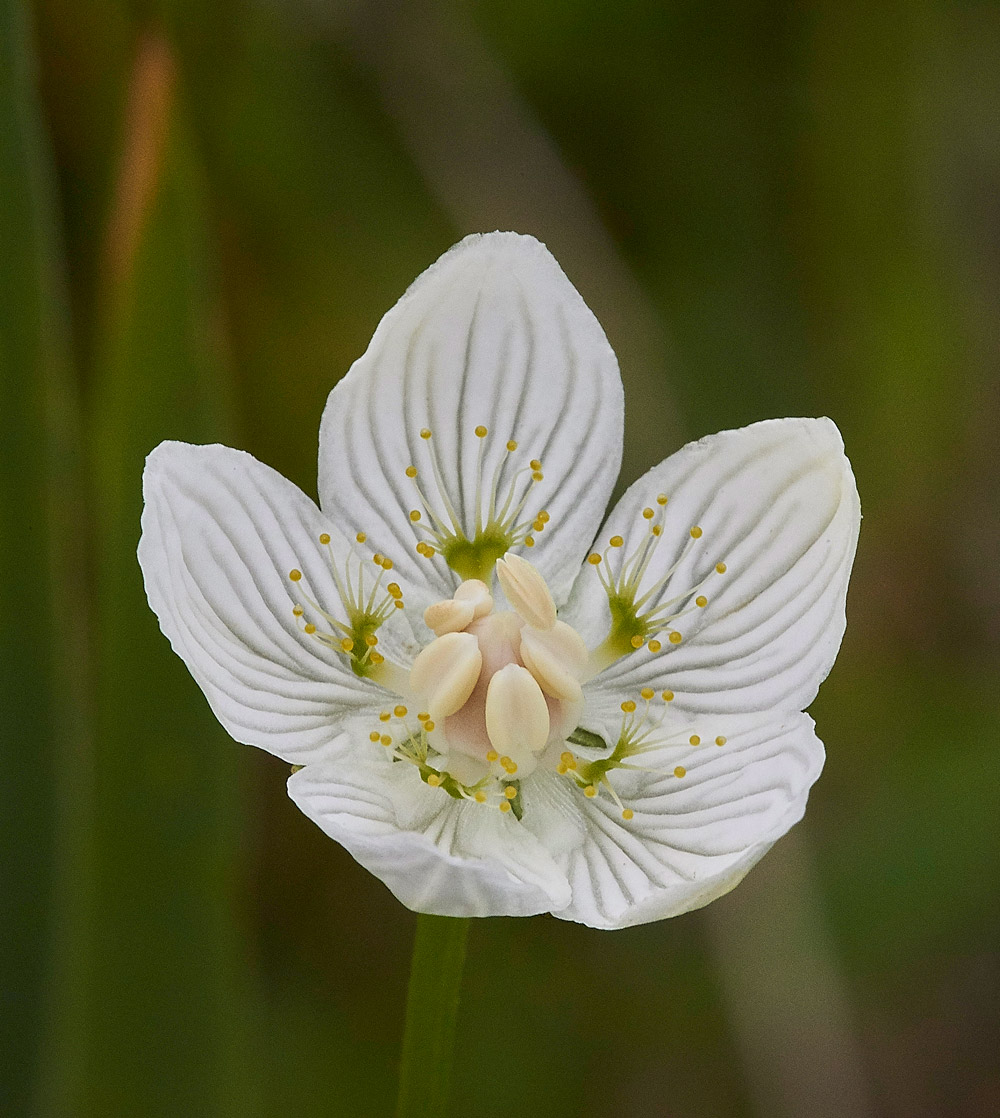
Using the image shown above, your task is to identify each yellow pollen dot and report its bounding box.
[405,466,417,479]
[372,553,383,566]
[420,428,432,440]
[648,639,662,653]
[669,631,683,645]
[319,532,330,545]
[340,638,354,652]
[423,545,436,557]
[651,525,663,537]
[380,734,392,746]
[365,634,378,647]
[642,507,655,520]
[538,510,550,523]
[622,808,634,821]
[588,553,602,565]
[715,736,727,746]
[356,532,367,544]
[388,583,402,598]
[662,690,674,702]
[427,773,442,787]
[690,526,703,539]
[423,721,435,732]
[504,786,517,800]
[696,595,708,608]
[381,557,393,570]
[409,510,421,522]
[393,705,407,718]
[370,651,384,663]
[689,735,701,746]
[716,562,727,574]
[475,791,487,803]
[621,700,637,713]
[641,687,654,700]
[304,623,316,635]
[394,600,404,609]
[292,605,304,617]
[417,711,430,722]
[499,801,512,813]
[584,785,598,798]
[673,766,686,779]
[630,634,644,649]
[379,712,391,722]
[532,471,544,482]
[657,494,668,505]
[288,569,302,582]
[486,750,499,763]
[610,535,624,548]
[530,459,541,470]
[416,542,428,555]
[524,536,535,547]
[475,425,488,438]
[369,731,381,742]
[533,520,545,532]
[506,440,517,452]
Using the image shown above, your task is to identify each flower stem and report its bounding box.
[396,914,470,1118]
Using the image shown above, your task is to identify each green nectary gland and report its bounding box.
[441,530,512,583]
[347,614,382,678]
[603,593,647,657]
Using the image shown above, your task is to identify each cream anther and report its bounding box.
[453,579,494,619]
[485,663,549,772]
[410,631,482,721]
[496,552,556,630]
[423,598,475,636]
[519,621,588,703]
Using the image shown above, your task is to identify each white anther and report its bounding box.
[496,552,556,630]
[453,579,494,619]
[519,620,589,703]
[423,598,476,636]
[410,631,482,721]
[485,664,549,763]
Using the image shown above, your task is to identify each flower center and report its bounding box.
[409,555,588,783]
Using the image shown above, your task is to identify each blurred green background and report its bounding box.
[3,0,998,1114]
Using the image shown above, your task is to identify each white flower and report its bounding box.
[139,232,860,929]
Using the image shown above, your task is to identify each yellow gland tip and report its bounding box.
[475,425,488,438]
[506,440,518,452]
[356,532,367,543]
[393,705,407,718]
[584,785,598,798]
[427,773,442,787]
[424,721,435,732]
[673,766,686,778]
[689,735,701,746]
[651,524,663,537]
[524,536,535,547]
[499,801,512,813]
[715,736,727,746]
[288,569,302,582]
[486,750,499,763]
[417,711,430,722]
[304,623,316,635]
[319,532,330,545]
[556,763,568,774]
[531,472,544,482]
[621,700,637,713]
[690,525,703,539]
[648,639,662,653]
[622,808,634,821]
[662,690,674,702]
[669,631,683,645]
[696,595,708,608]
[420,428,432,440]
[657,493,668,505]
[409,510,421,521]
[369,731,381,742]
[640,687,654,700]
[630,635,644,649]
[379,711,391,722]
[370,651,384,664]
[387,583,402,598]
[405,466,417,478]
[292,605,304,617]
[500,756,518,774]
[538,510,550,523]
[380,734,392,746]
[642,507,654,520]
[340,638,354,652]
[560,751,575,766]
[588,553,602,565]
[610,535,624,548]
[504,786,517,800]
[475,791,488,803]
[716,562,727,574]
[530,459,542,471]
[365,633,378,647]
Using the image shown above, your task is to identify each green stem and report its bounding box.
[396,914,470,1118]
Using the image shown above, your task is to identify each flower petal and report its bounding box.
[522,711,824,929]
[139,442,413,763]
[288,731,571,918]
[568,418,860,714]
[317,232,624,612]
